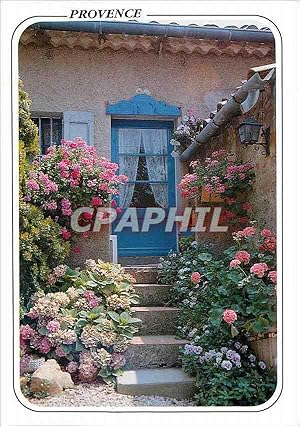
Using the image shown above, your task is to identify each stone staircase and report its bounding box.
[116,265,196,399]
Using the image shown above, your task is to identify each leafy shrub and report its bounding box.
[158,227,277,406]
[20,260,141,384]
[19,202,70,305]
[18,81,70,308]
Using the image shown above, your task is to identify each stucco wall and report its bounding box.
[18,42,275,259]
[193,81,276,252]
[18,43,274,160]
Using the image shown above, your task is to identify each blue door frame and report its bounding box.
[111,119,177,257]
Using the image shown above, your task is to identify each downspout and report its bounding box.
[32,21,274,44]
[179,68,275,162]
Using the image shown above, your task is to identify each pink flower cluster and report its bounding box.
[224,162,254,181]
[24,138,128,241]
[178,173,198,198]
[250,262,269,278]
[191,272,202,284]
[268,270,277,284]
[234,226,256,239]
[83,289,100,308]
[235,250,251,264]
[223,309,237,324]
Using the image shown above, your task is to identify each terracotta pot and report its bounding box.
[249,325,277,369]
[200,187,223,203]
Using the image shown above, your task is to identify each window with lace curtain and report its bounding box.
[117,128,169,209]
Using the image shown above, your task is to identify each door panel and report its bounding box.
[111,120,177,257]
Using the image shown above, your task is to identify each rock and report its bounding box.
[20,376,28,388]
[30,359,74,396]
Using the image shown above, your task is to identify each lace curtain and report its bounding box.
[118,128,169,208]
[142,129,168,208]
[118,128,142,208]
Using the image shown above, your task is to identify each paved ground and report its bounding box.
[29,380,195,407]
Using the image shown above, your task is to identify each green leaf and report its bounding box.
[231,324,239,337]
[85,280,98,288]
[227,271,242,284]
[38,326,48,336]
[107,311,120,322]
[75,319,88,329]
[120,311,131,323]
[60,344,74,354]
[75,339,85,352]
[198,252,213,262]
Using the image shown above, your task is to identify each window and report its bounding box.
[31,113,63,154]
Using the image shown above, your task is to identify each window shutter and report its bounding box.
[63,111,94,145]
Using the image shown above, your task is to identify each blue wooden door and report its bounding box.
[111,119,177,257]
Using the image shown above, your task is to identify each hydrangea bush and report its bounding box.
[179,150,255,226]
[158,227,277,405]
[23,138,128,242]
[20,260,141,384]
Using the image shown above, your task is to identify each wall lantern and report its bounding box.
[237,117,270,156]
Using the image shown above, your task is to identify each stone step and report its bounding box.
[117,368,196,399]
[120,256,161,266]
[134,284,171,306]
[133,306,179,335]
[125,335,188,369]
[124,266,158,284]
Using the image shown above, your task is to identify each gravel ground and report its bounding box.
[29,380,195,407]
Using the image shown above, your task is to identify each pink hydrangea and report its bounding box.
[91,196,103,207]
[235,250,251,264]
[44,200,57,211]
[191,272,202,284]
[242,202,252,212]
[46,320,60,333]
[20,324,34,340]
[39,337,52,354]
[223,309,237,324]
[250,263,269,278]
[61,198,72,216]
[83,290,95,300]
[27,179,39,190]
[61,228,71,240]
[67,361,78,373]
[242,226,256,237]
[268,270,277,284]
[88,298,99,308]
[55,346,66,358]
[26,308,38,319]
[261,228,273,238]
[230,259,241,268]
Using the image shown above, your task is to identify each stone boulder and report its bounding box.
[30,359,74,396]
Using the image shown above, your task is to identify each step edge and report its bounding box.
[132,307,180,311]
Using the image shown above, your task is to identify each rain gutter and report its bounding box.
[179,67,275,162]
[32,21,274,44]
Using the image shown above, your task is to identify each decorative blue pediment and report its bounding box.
[106,94,181,117]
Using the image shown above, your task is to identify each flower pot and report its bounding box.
[249,325,277,369]
[200,187,223,203]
